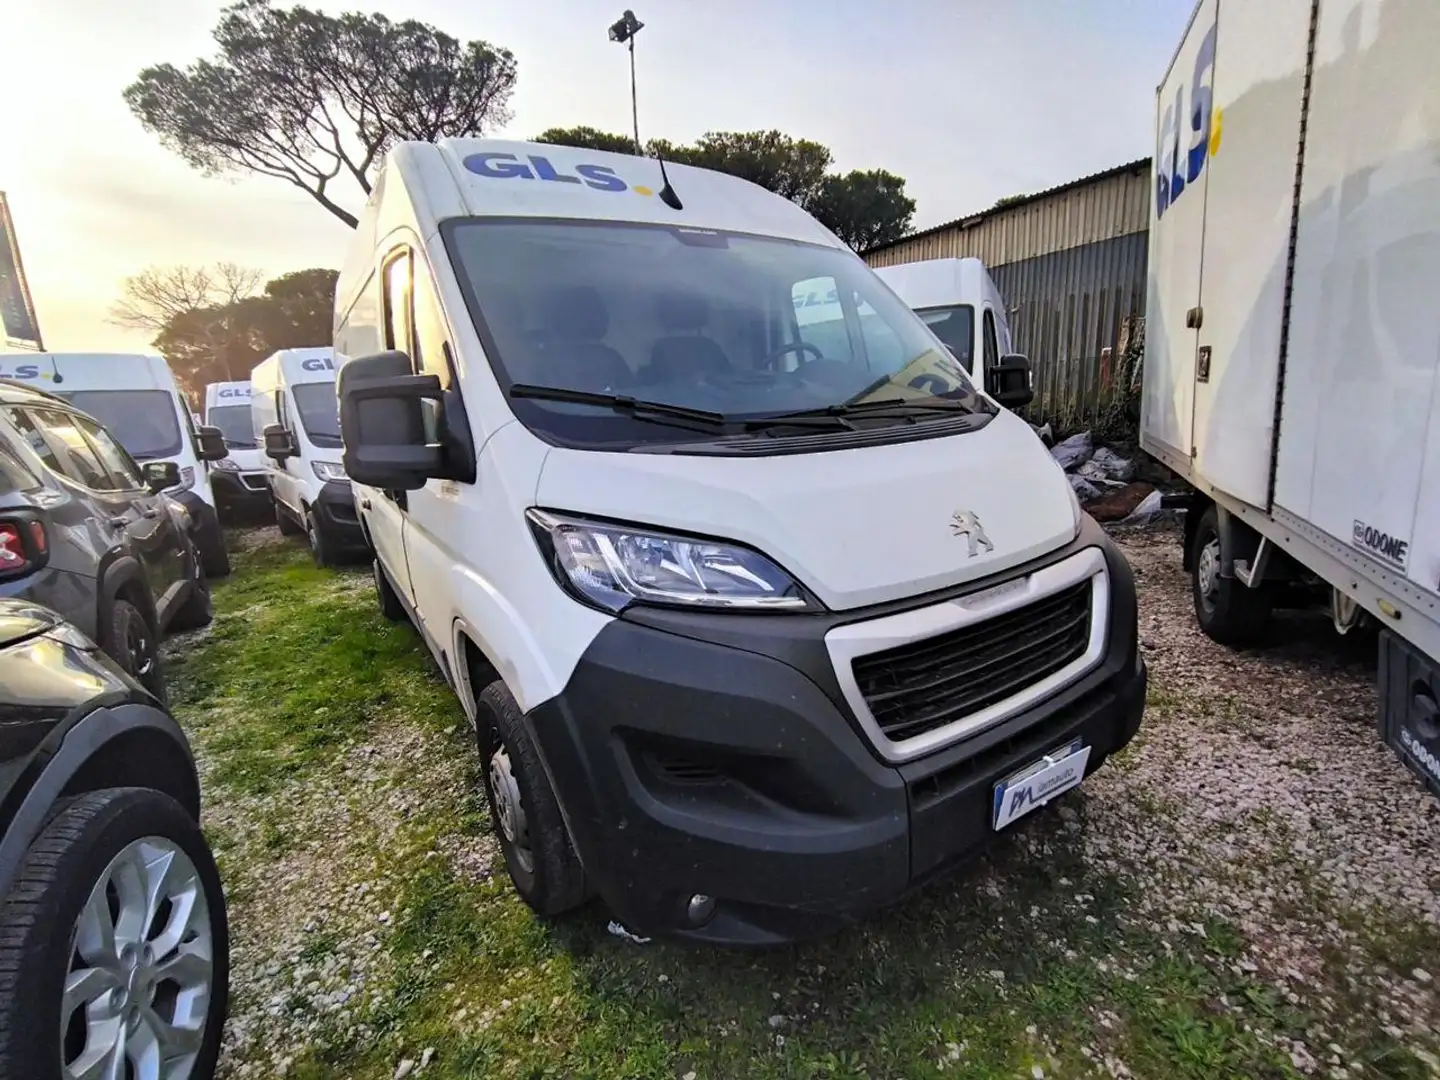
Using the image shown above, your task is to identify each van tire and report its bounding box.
[1190,506,1272,647]
[306,509,336,568]
[194,505,231,578]
[275,498,303,537]
[476,680,590,916]
[168,565,214,632]
[374,560,407,622]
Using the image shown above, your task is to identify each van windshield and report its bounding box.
[916,305,975,374]
[207,403,255,448]
[292,382,341,448]
[446,219,992,447]
[57,390,182,460]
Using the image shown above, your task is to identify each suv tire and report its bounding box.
[105,598,166,703]
[0,789,229,1080]
[374,560,406,622]
[476,680,590,916]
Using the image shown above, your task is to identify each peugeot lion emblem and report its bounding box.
[950,510,993,558]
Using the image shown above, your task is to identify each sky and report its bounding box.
[0,0,1192,355]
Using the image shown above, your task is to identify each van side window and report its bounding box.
[383,250,417,367]
[411,259,450,388]
[25,408,115,490]
[983,309,1000,374]
[855,296,905,371]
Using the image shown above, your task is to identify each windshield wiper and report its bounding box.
[508,384,734,433]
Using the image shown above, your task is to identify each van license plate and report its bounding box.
[992,740,1091,831]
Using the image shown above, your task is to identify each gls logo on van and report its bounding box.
[301,356,336,372]
[217,387,251,398]
[463,153,659,197]
[1155,20,1221,220]
[0,362,41,380]
[1352,519,1409,570]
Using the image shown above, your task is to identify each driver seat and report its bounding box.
[644,292,731,383]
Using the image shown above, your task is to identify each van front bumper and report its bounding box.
[526,519,1146,945]
[313,480,368,550]
[210,468,271,512]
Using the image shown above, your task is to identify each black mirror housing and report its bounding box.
[262,424,298,462]
[338,351,444,491]
[194,425,228,462]
[142,461,181,494]
[990,353,1035,409]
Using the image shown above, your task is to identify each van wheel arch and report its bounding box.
[457,631,502,734]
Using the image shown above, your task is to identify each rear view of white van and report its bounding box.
[0,353,233,576]
[203,380,271,520]
[250,348,365,564]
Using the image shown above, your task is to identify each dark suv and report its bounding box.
[0,380,212,698]
[0,598,229,1079]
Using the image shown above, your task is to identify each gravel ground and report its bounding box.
[177,523,1439,1078]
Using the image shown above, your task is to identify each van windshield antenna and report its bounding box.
[655,155,683,211]
[48,355,63,385]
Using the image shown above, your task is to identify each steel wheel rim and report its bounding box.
[489,747,534,874]
[126,616,154,678]
[1197,536,1221,613]
[63,836,214,1080]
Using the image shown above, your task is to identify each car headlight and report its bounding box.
[526,509,815,613]
[213,457,240,472]
[313,461,347,482]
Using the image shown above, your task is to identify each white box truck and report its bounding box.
[1141,0,1440,796]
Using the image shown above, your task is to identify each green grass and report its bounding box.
[175,532,1437,1080]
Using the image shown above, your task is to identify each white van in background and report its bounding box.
[872,257,1017,393]
[203,380,271,520]
[0,352,232,576]
[250,348,364,564]
[332,139,1145,945]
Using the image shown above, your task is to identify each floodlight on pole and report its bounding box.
[608,10,645,155]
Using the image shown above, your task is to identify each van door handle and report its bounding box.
[141,508,161,519]
[360,497,371,510]
[1185,305,1204,329]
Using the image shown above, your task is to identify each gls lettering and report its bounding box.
[301,356,336,372]
[217,387,250,398]
[1156,20,1217,219]
[0,364,39,380]
[462,153,628,192]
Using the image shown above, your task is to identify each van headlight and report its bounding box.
[313,461,347,482]
[526,509,816,613]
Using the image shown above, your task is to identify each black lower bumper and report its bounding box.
[527,521,1146,945]
[210,469,271,513]
[312,480,367,550]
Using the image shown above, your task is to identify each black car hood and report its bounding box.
[0,599,63,649]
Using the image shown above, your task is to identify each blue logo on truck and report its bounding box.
[1155,20,1220,219]
[301,355,336,372]
[217,387,250,398]
[462,153,651,196]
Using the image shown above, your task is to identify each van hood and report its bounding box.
[534,411,1078,612]
[226,447,264,471]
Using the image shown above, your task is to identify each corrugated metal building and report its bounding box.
[864,159,1152,430]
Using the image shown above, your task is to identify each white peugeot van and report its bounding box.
[333,140,1146,944]
[872,257,1017,390]
[203,379,271,519]
[250,348,364,564]
[0,353,232,576]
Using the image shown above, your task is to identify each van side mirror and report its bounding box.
[338,351,444,491]
[194,425,228,462]
[262,424,298,461]
[142,461,181,494]
[989,353,1034,409]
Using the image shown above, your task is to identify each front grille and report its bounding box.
[852,579,1093,744]
[240,474,268,491]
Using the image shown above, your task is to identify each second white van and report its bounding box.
[203,379,271,519]
[333,140,1146,944]
[250,348,365,564]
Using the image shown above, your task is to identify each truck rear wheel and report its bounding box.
[1190,506,1272,647]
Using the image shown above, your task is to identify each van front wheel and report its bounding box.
[476,680,589,916]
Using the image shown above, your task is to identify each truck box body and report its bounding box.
[1142,0,1440,793]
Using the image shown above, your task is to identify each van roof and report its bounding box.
[872,258,994,311]
[254,347,336,386]
[0,353,179,394]
[403,139,846,249]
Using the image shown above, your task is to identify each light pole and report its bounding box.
[608,10,645,155]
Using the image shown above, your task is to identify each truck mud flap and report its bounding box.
[1378,629,1440,801]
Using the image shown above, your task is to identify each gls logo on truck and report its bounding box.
[1352,519,1409,570]
[217,387,250,398]
[463,153,660,197]
[301,356,336,372]
[1155,20,1221,220]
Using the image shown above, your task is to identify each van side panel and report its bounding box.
[1140,0,1217,464]
[1188,0,1312,509]
[1272,0,1440,596]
